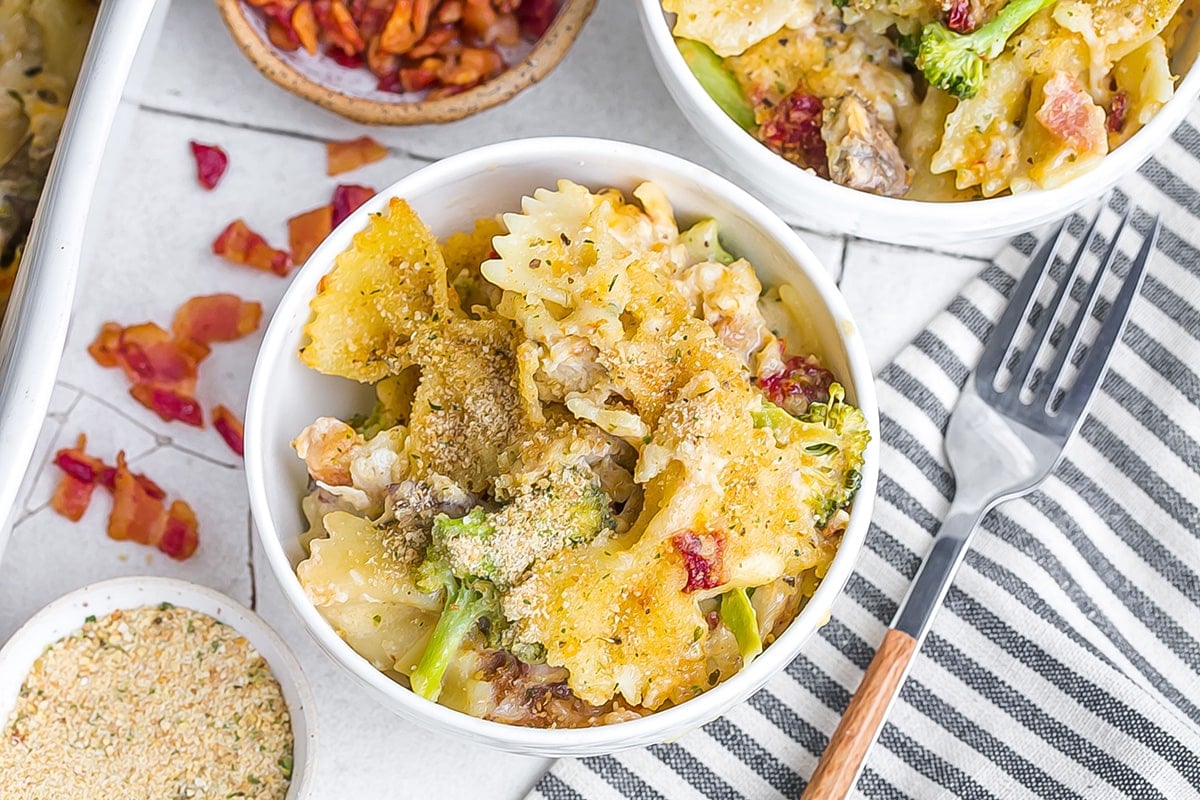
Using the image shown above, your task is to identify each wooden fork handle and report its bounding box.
[800,628,919,799]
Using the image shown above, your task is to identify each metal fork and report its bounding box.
[801,206,1161,799]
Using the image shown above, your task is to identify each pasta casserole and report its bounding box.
[292,180,869,726]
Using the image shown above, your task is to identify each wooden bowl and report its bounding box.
[214,0,596,125]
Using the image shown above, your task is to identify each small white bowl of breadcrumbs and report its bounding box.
[0,577,315,799]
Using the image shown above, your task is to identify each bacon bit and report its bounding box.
[51,442,199,559]
[946,0,975,33]
[213,405,246,457]
[671,530,727,593]
[1107,91,1129,134]
[189,142,229,190]
[325,43,364,67]
[326,136,388,176]
[331,183,376,227]
[380,0,434,54]
[130,384,204,427]
[160,501,200,560]
[314,0,366,54]
[213,219,294,276]
[517,0,557,38]
[759,90,829,178]
[87,322,123,367]
[172,294,263,344]
[293,0,320,54]
[266,14,301,50]
[1036,71,1106,153]
[759,355,834,417]
[288,205,333,264]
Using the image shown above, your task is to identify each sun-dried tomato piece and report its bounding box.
[108,452,168,546]
[326,135,388,176]
[517,0,557,39]
[758,355,835,417]
[159,500,199,560]
[189,141,229,191]
[288,205,333,264]
[130,384,204,427]
[331,183,376,227]
[172,294,263,345]
[1107,90,1129,134]
[759,90,829,177]
[213,405,246,457]
[947,0,975,33]
[213,219,294,276]
[671,530,727,592]
[293,1,320,54]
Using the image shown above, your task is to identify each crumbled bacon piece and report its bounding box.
[946,0,975,32]
[759,90,829,177]
[160,501,200,560]
[213,405,246,457]
[172,294,263,344]
[293,1,320,54]
[331,183,376,226]
[189,141,229,190]
[326,136,388,176]
[50,441,200,560]
[88,295,261,439]
[288,205,333,264]
[1107,91,1129,134]
[247,0,530,98]
[130,384,204,427]
[671,530,727,592]
[517,0,556,38]
[759,355,834,417]
[1036,71,1107,153]
[213,219,294,276]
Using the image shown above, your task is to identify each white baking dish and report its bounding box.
[0,1,171,559]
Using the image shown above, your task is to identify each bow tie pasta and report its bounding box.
[293,181,868,726]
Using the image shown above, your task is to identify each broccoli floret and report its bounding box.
[916,0,1057,99]
[675,38,757,131]
[754,383,869,528]
[430,465,615,587]
[720,587,763,664]
[680,219,736,266]
[410,557,501,702]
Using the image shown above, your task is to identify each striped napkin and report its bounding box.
[529,105,1200,799]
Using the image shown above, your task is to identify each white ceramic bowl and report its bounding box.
[635,1,1200,246]
[0,577,316,798]
[244,137,879,757]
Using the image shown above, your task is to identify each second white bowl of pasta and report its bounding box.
[245,137,878,756]
[637,0,1200,245]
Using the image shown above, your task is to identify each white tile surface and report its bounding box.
[0,2,1007,798]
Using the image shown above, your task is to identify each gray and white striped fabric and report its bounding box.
[529,103,1200,799]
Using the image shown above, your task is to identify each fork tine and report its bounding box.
[1038,207,1130,407]
[1056,214,1159,422]
[1008,209,1104,397]
[974,220,1067,395]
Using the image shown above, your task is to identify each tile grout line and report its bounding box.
[135,102,440,165]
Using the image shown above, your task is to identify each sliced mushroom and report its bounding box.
[822,91,912,198]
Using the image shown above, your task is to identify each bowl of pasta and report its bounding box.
[637,0,1200,245]
[244,137,879,755]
